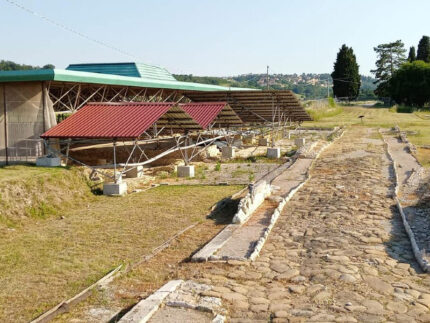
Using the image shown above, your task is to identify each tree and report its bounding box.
[0,60,55,71]
[389,60,430,107]
[42,64,55,69]
[371,40,406,98]
[331,44,361,100]
[417,35,430,63]
[408,46,416,62]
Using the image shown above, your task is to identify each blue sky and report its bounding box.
[1,0,429,76]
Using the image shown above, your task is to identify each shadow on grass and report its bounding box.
[108,303,135,323]
[207,195,241,224]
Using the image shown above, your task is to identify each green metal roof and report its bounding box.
[0,69,254,92]
[66,62,176,81]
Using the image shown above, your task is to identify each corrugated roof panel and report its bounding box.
[66,62,176,81]
[41,102,175,139]
[0,69,254,92]
[67,63,140,78]
[135,63,176,81]
[180,102,229,129]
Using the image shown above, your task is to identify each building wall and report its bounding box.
[0,82,56,164]
[0,86,5,163]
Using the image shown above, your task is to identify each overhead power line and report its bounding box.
[3,0,139,59]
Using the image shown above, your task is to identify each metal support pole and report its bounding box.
[113,140,117,183]
[183,133,189,165]
[65,139,71,166]
[271,96,275,148]
[3,85,8,165]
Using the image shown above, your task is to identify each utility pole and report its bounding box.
[326,79,329,99]
[266,65,269,90]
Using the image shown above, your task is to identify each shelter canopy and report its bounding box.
[184,90,311,123]
[41,102,242,139]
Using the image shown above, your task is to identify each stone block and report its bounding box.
[177,165,195,178]
[267,147,281,159]
[205,145,220,158]
[243,135,254,144]
[125,165,144,178]
[233,140,243,148]
[36,156,61,167]
[103,182,127,196]
[295,138,306,147]
[222,146,235,159]
[259,138,269,146]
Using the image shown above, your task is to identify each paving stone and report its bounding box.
[417,293,430,308]
[362,299,384,315]
[223,292,247,303]
[363,276,394,295]
[172,129,429,322]
[339,273,357,283]
[386,301,408,314]
[335,315,358,322]
[250,303,268,313]
[288,285,305,294]
[312,291,332,303]
[274,310,289,318]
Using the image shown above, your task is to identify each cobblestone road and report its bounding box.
[182,128,430,322]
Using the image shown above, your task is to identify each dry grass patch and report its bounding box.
[0,165,95,227]
[304,105,430,166]
[0,184,242,322]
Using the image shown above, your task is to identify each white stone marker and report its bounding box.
[267,147,281,159]
[259,138,269,146]
[103,182,127,196]
[222,146,235,159]
[177,165,195,178]
[126,165,144,178]
[36,156,61,167]
[294,138,306,147]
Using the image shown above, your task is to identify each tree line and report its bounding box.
[331,36,430,107]
[0,60,55,71]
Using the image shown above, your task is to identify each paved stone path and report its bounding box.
[181,127,430,322]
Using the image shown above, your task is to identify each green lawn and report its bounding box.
[0,182,242,322]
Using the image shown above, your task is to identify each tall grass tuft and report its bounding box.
[305,99,343,121]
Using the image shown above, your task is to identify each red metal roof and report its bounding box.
[180,102,228,129]
[41,102,175,139]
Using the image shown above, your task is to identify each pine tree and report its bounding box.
[331,44,361,101]
[417,36,430,63]
[371,40,406,98]
[407,46,416,62]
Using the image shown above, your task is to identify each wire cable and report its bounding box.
[3,0,139,59]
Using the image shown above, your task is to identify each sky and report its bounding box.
[1,0,429,77]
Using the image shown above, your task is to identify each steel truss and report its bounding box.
[47,82,188,113]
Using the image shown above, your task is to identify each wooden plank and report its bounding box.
[31,265,122,323]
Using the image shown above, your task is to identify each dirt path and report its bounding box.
[179,127,430,322]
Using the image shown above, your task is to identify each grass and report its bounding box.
[305,100,343,121]
[223,155,283,164]
[0,165,95,227]
[304,104,430,166]
[55,193,244,321]
[0,183,243,322]
[231,167,254,179]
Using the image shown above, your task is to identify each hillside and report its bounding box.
[174,73,377,100]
